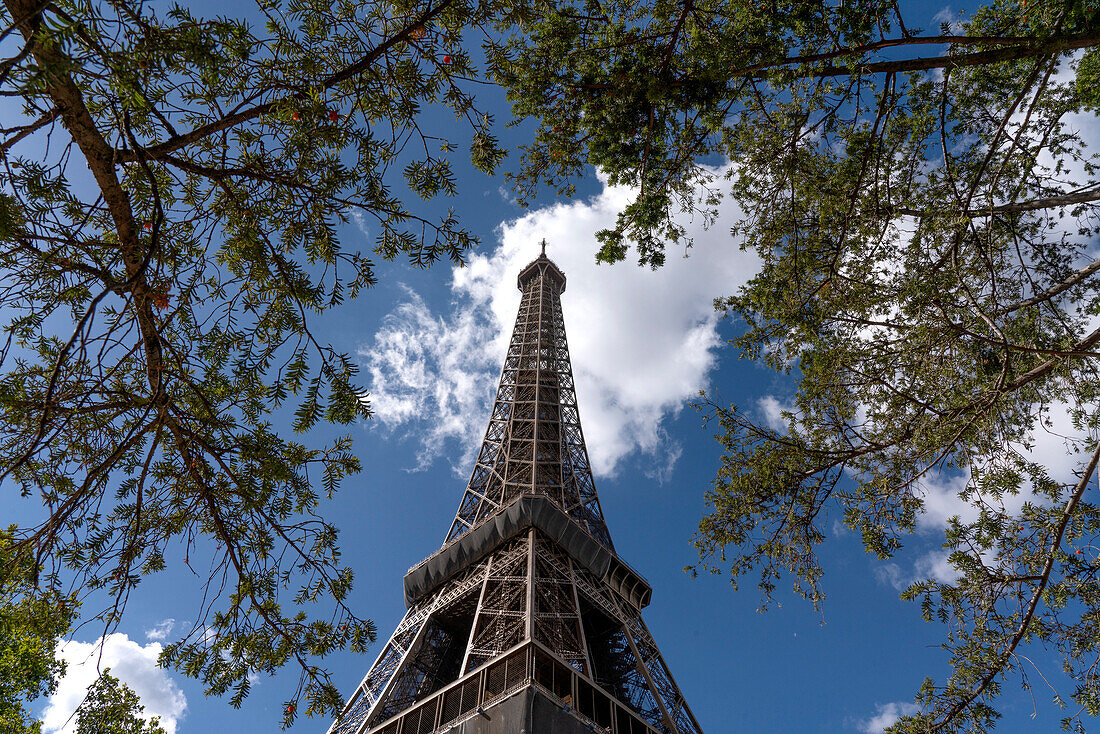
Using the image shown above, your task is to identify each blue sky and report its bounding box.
[10,1,1099,733]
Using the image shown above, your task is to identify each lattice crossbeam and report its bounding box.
[446,255,613,548]
[329,251,702,734]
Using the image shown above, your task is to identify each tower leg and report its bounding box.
[462,537,530,673]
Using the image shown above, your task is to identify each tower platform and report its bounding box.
[363,641,658,734]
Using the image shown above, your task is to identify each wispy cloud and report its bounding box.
[932,7,966,34]
[349,211,371,241]
[757,395,793,432]
[644,437,684,486]
[363,285,501,472]
[359,169,759,480]
[860,701,919,733]
[144,618,175,642]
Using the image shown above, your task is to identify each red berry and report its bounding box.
[291,111,300,121]
[328,110,338,122]
[443,55,452,64]
[1077,549,1083,554]
[143,222,152,231]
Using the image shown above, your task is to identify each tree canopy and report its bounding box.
[1,530,163,733]
[75,672,168,734]
[0,0,519,723]
[0,529,73,734]
[5,0,1100,729]
[494,0,1100,730]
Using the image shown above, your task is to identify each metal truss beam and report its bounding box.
[328,251,702,734]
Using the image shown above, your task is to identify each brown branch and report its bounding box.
[4,0,163,380]
[0,104,59,153]
[661,0,693,75]
[896,185,1100,218]
[113,0,456,164]
[994,256,1100,316]
[572,32,1100,94]
[738,33,1048,75]
[15,236,119,287]
[751,31,1100,78]
[1005,322,1100,391]
[931,439,1100,731]
[167,424,330,702]
[0,0,172,497]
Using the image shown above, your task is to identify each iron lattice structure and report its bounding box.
[328,250,703,734]
[447,255,612,548]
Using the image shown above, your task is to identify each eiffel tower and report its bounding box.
[329,245,703,734]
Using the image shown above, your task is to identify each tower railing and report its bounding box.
[360,638,662,734]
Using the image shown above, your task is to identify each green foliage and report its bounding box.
[0,0,522,725]
[0,530,76,734]
[1078,48,1100,110]
[75,672,168,734]
[497,0,1100,730]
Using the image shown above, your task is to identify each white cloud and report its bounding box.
[915,470,975,531]
[757,395,792,432]
[144,619,175,642]
[914,401,1094,534]
[41,633,187,734]
[360,170,758,479]
[860,701,920,733]
[349,211,371,241]
[644,437,683,486]
[876,550,959,591]
[873,399,1095,589]
[873,562,906,591]
[914,550,957,584]
[1018,400,1092,485]
[362,285,500,472]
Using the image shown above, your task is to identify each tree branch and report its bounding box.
[113,0,456,164]
[931,439,1100,731]
[896,184,1100,218]
[744,31,1100,78]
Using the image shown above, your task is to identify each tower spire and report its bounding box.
[444,247,612,549]
[328,244,703,734]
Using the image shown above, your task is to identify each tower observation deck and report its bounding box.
[327,247,703,734]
